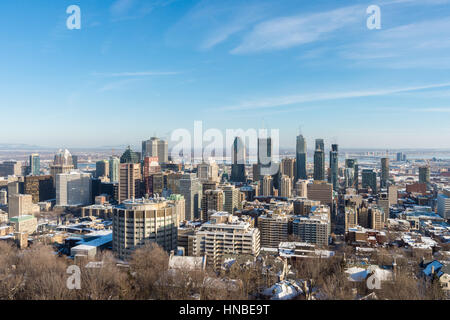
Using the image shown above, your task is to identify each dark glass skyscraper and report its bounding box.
[230,137,247,183]
[29,154,40,176]
[296,135,307,180]
[313,139,325,181]
[381,157,389,189]
[362,169,377,193]
[329,144,338,191]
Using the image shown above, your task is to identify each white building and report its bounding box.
[56,171,92,206]
[189,212,260,268]
[437,191,450,219]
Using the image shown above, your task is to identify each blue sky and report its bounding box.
[0,0,449,149]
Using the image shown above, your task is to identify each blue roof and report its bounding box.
[423,260,444,277]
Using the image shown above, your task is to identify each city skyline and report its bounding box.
[0,0,449,148]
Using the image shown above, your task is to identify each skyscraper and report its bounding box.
[56,171,92,206]
[223,184,240,214]
[280,175,292,198]
[50,149,74,188]
[142,137,169,164]
[118,163,142,203]
[202,189,224,222]
[197,160,219,183]
[329,144,338,191]
[230,137,247,183]
[109,157,120,183]
[345,159,359,189]
[362,169,377,194]
[296,134,307,180]
[96,160,109,178]
[314,139,325,181]
[179,173,202,221]
[29,154,40,176]
[281,158,296,179]
[262,175,273,196]
[419,166,430,184]
[120,146,140,164]
[381,158,390,189]
[257,137,272,177]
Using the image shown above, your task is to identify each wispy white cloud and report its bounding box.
[231,5,363,54]
[165,0,269,50]
[98,78,139,92]
[339,17,450,68]
[218,82,450,111]
[411,107,450,112]
[110,0,177,22]
[93,71,181,77]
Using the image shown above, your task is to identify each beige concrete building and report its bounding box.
[293,198,321,216]
[189,212,260,268]
[295,180,308,198]
[262,175,273,196]
[112,198,178,260]
[118,163,142,203]
[10,215,37,235]
[258,212,292,248]
[8,194,36,219]
[280,175,292,198]
[307,181,333,208]
[345,207,358,232]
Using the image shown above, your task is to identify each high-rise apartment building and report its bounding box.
[314,139,325,181]
[280,158,296,179]
[223,184,240,214]
[280,175,292,198]
[118,163,142,203]
[201,189,224,222]
[258,212,291,248]
[112,198,178,260]
[345,207,358,232]
[292,215,329,246]
[189,212,260,268]
[369,206,385,230]
[56,171,92,206]
[262,175,273,196]
[296,134,307,180]
[179,173,202,221]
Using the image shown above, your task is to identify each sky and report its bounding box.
[0,0,450,149]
